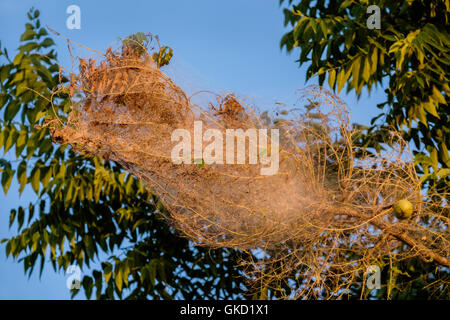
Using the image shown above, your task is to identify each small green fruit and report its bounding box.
[393,199,413,219]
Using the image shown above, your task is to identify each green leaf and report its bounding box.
[423,100,439,118]
[148,260,157,287]
[4,127,18,154]
[370,47,378,75]
[436,168,450,179]
[41,166,52,188]
[82,276,93,299]
[432,86,446,105]
[115,264,123,292]
[20,30,36,42]
[17,161,27,195]
[17,207,25,231]
[40,38,55,48]
[9,209,16,228]
[362,56,371,82]
[0,66,11,83]
[1,166,14,194]
[31,232,40,253]
[319,19,328,38]
[337,66,351,93]
[15,130,28,157]
[414,153,435,168]
[19,42,38,53]
[30,167,40,194]
[37,28,48,37]
[0,93,8,108]
[351,55,362,89]
[5,241,11,258]
[132,218,147,231]
[28,203,35,223]
[328,68,336,89]
[4,101,21,122]
[103,263,113,283]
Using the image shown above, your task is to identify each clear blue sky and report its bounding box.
[0,0,386,299]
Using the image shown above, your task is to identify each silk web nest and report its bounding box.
[49,42,449,298]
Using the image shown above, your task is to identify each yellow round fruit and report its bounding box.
[393,199,413,219]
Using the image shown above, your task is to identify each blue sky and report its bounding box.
[0,0,387,299]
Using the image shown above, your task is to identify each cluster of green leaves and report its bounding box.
[0,8,249,299]
[122,32,173,68]
[280,0,449,193]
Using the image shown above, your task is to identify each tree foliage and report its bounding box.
[280,0,449,193]
[0,8,249,300]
